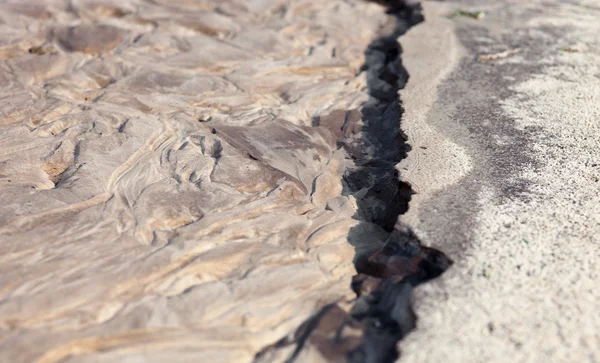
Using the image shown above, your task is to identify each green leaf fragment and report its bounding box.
[452,10,485,19]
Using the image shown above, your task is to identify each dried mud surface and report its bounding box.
[0,1,450,362]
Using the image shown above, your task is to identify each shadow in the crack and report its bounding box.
[254,2,453,362]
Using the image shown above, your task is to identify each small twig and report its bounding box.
[478,48,520,62]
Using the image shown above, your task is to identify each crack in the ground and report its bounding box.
[255,1,452,362]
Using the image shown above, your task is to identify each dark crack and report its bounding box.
[255,1,452,362]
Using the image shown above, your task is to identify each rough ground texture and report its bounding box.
[0,0,390,361]
[2,0,599,362]
[398,1,600,362]
[0,0,450,362]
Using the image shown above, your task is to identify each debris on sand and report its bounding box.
[560,47,579,53]
[451,9,485,20]
[478,48,520,62]
[483,264,493,278]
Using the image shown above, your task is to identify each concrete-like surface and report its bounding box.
[398,1,600,361]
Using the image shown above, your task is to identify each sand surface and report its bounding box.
[399,1,600,361]
[0,1,399,361]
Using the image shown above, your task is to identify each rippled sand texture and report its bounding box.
[0,1,398,361]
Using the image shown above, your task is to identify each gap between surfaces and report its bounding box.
[256,1,452,362]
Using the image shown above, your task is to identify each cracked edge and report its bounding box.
[253,1,455,362]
